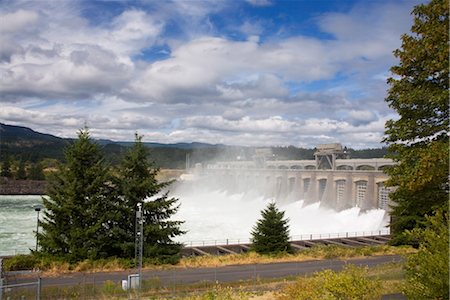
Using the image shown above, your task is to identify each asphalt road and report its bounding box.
[5,255,403,288]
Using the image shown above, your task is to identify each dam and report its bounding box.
[195,144,395,212]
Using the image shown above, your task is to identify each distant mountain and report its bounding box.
[0,123,226,167]
[0,123,387,167]
[0,123,65,145]
[115,141,224,149]
[0,123,69,162]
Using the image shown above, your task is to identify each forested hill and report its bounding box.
[0,123,388,169]
[0,123,69,162]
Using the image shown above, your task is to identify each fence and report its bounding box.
[180,228,391,247]
[1,254,403,300]
[0,279,41,300]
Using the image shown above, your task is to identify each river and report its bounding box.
[0,193,389,256]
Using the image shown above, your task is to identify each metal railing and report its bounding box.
[181,229,390,247]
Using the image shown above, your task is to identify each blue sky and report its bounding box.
[0,0,424,148]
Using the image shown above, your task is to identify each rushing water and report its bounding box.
[0,190,389,255]
[0,195,43,256]
[171,188,389,246]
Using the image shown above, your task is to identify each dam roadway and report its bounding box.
[5,255,403,288]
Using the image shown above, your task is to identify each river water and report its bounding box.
[0,192,389,255]
[0,195,43,256]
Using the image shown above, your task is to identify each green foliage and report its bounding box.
[16,160,27,179]
[38,128,121,261]
[117,133,184,263]
[278,265,382,300]
[251,202,292,254]
[403,207,449,300]
[28,162,45,180]
[383,0,449,243]
[3,254,39,271]
[1,157,12,178]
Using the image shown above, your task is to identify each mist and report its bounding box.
[170,178,389,246]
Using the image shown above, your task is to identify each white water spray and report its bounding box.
[171,185,389,246]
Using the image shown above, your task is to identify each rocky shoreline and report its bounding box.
[0,179,46,195]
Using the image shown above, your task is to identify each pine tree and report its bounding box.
[38,128,121,260]
[251,202,292,254]
[383,0,449,244]
[1,158,12,178]
[16,160,27,180]
[28,163,45,180]
[117,133,184,263]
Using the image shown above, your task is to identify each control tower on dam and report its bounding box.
[201,144,396,212]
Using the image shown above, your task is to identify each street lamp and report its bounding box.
[33,205,43,252]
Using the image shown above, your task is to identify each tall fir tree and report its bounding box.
[118,134,184,264]
[28,163,45,180]
[251,202,292,254]
[16,160,27,180]
[38,128,121,260]
[383,0,449,244]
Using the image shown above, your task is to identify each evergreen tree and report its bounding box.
[38,128,121,260]
[251,202,292,254]
[383,0,449,244]
[16,160,27,180]
[0,158,12,178]
[117,134,184,263]
[28,163,45,180]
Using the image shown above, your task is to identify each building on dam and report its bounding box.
[197,143,395,212]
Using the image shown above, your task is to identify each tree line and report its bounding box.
[37,129,184,264]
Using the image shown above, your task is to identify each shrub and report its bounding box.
[403,207,449,299]
[277,265,382,300]
[4,254,39,271]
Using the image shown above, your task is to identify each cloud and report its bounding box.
[0,5,162,101]
[246,0,273,7]
[0,9,39,33]
[347,110,378,126]
[0,0,421,148]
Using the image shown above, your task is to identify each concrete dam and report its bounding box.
[195,144,395,212]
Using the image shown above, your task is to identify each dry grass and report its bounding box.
[9,244,415,277]
[177,245,415,269]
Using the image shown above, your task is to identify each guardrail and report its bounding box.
[180,229,390,247]
[1,229,390,256]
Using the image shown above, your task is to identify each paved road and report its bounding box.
[5,255,403,288]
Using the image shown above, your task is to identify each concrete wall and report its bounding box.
[201,168,390,211]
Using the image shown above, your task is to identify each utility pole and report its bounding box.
[34,205,42,252]
[135,203,144,295]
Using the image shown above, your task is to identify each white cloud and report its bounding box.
[0,9,39,33]
[246,0,273,7]
[0,0,421,148]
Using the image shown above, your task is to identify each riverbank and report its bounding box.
[0,179,46,195]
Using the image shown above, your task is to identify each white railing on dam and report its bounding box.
[1,229,390,256]
[181,228,390,247]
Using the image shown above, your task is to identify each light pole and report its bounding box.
[135,203,143,292]
[34,205,43,252]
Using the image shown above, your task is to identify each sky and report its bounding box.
[0,0,425,148]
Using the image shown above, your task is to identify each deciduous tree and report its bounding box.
[403,207,449,299]
[383,0,448,244]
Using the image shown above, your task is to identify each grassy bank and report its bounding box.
[5,262,406,299]
[4,244,415,274]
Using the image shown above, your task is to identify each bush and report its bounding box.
[403,207,449,299]
[277,265,382,300]
[4,254,39,271]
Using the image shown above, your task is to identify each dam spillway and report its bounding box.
[194,144,395,212]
